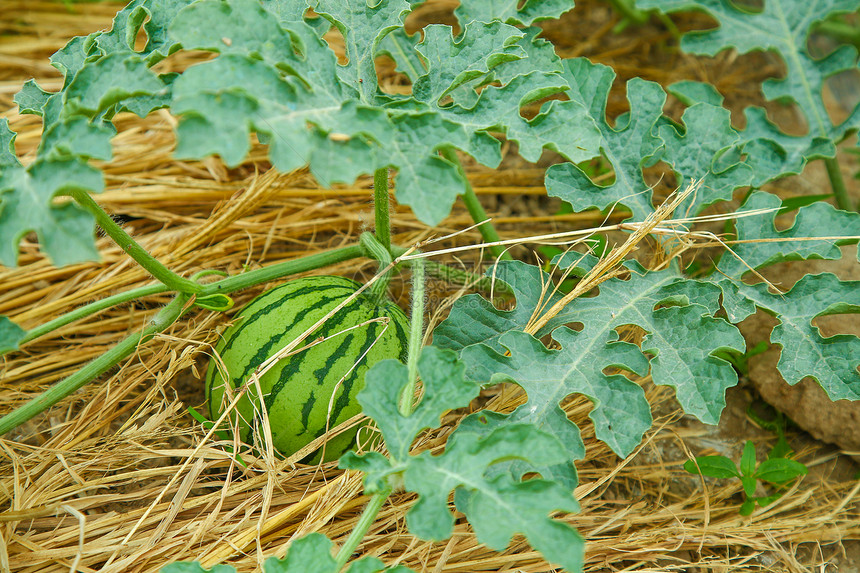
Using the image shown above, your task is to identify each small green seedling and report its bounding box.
[684,440,808,515]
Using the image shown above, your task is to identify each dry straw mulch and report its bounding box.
[2,1,860,572]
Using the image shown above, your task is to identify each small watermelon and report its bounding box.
[205,275,409,462]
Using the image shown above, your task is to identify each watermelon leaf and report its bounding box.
[547,58,758,221]
[377,28,425,84]
[638,0,860,178]
[64,52,167,116]
[88,0,193,65]
[310,0,412,103]
[0,159,104,266]
[667,80,724,107]
[437,188,860,450]
[544,59,666,221]
[655,102,754,216]
[0,119,19,169]
[492,26,564,85]
[454,0,576,27]
[716,191,860,322]
[351,346,481,465]
[460,329,652,458]
[738,108,837,187]
[158,533,415,573]
[340,346,583,572]
[166,0,587,225]
[411,21,526,105]
[13,79,53,117]
[733,274,860,400]
[1,0,599,266]
[718,192,860,284]
[0,316,26,355]
[405,423,583,572]
[263,533,339,573]
[437,258,742,442]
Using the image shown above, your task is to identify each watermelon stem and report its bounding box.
[400,257,425,417]
[68,189,205,295]
[0,293,192,436]
[439,147,511,261]
[824,156,853,212]
[197,244,365,297]
[333,487,393,571]
[360,233,395,305]
[373,167,392,251]
[11,282,170,350]
[4,246,366,359]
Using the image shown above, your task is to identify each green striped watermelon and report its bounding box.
[205,275,409,462]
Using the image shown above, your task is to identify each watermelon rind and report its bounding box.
[205,275,409,462]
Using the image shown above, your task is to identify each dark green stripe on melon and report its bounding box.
[205,276,409,462]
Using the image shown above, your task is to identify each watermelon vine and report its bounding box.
[0,0,859,571]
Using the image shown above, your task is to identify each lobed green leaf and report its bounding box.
[89,0,192,64]
[412,22,525,105]
[455,0,575,27]
[0,160,104,266]
[13,80,52,117]
[341,346,581,571]
[0,120,20,170]
[405,423,582,571]
[64,52,167,116]
[750,274,860,401]
[158,533,415,572]
[716,191,860,322]
[655,102,753,216]
[461,329,651,458]
[311,0,411,102]
[354,347,481,463]
[0,316,26,355]
[437,257,740,452]
[640,0,860,169]
[544,59,665,221]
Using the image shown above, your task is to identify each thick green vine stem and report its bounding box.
[331,257,426,572]
[68,189,203,294]
[824,156,853,212]
[439,147,511,261]
[360,232,394,304]
[8,247,365,358]
[2,245,368,436]
[400,257,425,417]
[333,486,393,572]
[0,294,191,436]
[12,283,170,352]
[197,244,365,296]
[373,167,392,251]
